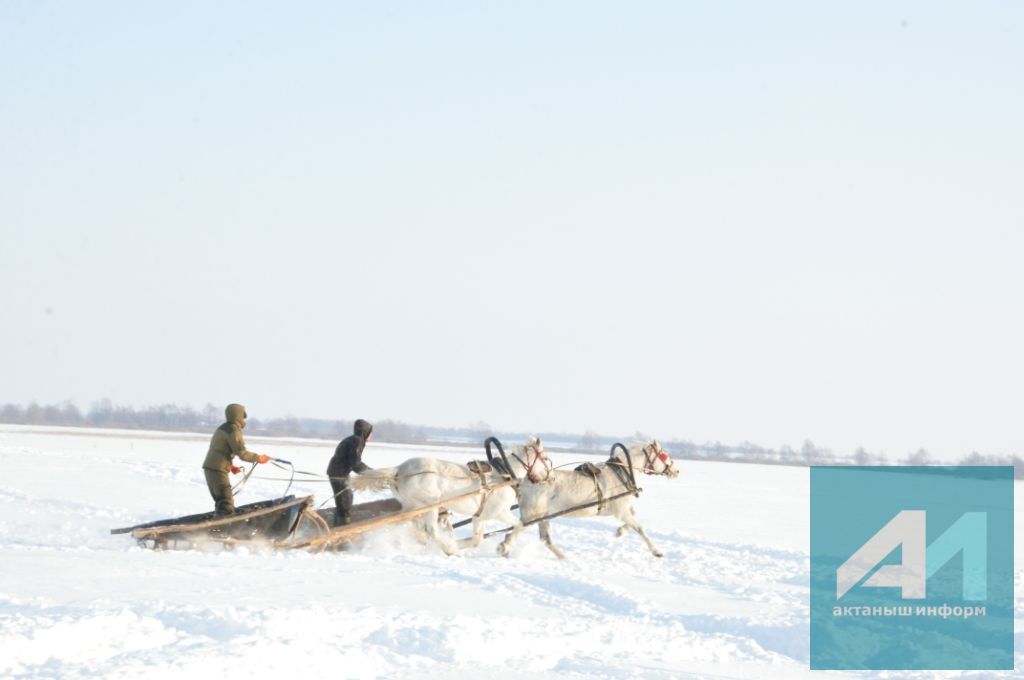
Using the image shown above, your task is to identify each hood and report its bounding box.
[225,403,247,428]
[353,419,373,438]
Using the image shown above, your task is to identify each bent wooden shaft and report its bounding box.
[451,503,519,529]
[482,486,641,538]
[292,481,514,550]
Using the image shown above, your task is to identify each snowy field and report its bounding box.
[0,425,1020,679]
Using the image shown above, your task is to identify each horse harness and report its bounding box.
[513,444,551,483]
[605,455,638,492]
[573,462,608,512]
[589,445,668,507]
[640,444,671,474]
[462,460,494,518]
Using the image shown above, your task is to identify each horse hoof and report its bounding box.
[653,551,664,558]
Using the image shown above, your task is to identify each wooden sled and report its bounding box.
[112,482,514,552]
[111,495,315,550]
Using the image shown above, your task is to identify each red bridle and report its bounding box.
[641,445,673,475]
[522,444,552,483]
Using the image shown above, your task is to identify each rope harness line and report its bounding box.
[230,462,259,496]
[230,457,306,499]
[271,459,296,497]
[317,483,348,510]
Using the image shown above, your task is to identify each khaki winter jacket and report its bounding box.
[202,404,258,471]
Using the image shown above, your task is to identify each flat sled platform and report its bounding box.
[111,495,314,548]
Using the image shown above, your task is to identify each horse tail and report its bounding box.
[350,467,399,492]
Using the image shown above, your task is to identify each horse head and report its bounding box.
[520,435,552,483]
[641,440,679,478]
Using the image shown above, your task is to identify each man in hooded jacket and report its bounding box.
[202,403,271,515]
[326,419,373,525]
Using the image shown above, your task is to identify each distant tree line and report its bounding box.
[649,437,1024,479]
[1,399,1021,479]
[0,400,440,443]
[0,400,561,448]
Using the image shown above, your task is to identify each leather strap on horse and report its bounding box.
[609,442,639,496]
[472,469,492,519]
[467,460,492,475]
[605,458,635,494]
[574,462,605,512]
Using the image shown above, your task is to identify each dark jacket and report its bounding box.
[327,419,372,479]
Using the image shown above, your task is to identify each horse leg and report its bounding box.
[500,492,542,557]
[423,507,458,556]
[615,506,635,538]
[538,520,566,559]
[486,506,521,555]
[438,509,453,531]
[457,516,485,549]
[621,513,663,557]
[498,507,522,536]
[498,518,524,556]
[409,517,433,545]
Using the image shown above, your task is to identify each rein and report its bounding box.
[271,459,296,497]
[230,462,259,496]
[232,457,321,500]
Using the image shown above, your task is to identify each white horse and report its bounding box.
[350,437,550,556]
[498,441,679,559]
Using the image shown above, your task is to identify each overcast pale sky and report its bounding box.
[1,2,1022,460]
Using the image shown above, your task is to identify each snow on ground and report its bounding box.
[0,425,1020,679]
